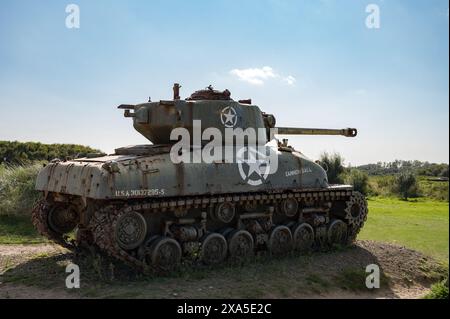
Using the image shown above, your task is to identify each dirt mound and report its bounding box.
[0,240,446,299]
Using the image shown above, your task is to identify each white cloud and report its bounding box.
[229,66,277,85]
[229,66,296,86]
[283,75,296,86]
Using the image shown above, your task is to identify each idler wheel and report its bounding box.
[227,230,254,260]
[292,223,314,252]
[280,198,298,217]
[344,192,368,230]
[268,225,293,256]
[47,205,78,234]
[200,233,228,265]
[146,236,182,271]
[114,211,147,250]
[327,219,348,246]
[214,202,236,224]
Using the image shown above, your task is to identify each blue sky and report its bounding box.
[0,0,448,165]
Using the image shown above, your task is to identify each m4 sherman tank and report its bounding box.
[32,84,368,270]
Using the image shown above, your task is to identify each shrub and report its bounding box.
[344,169,370,195]
[392,172,419,200]
[0,164,42,216]
[423,279,449,299]
[319,152,345,184]
[0,141,101,165]
[418,177,449,202]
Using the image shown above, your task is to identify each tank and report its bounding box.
[32,84,368,271]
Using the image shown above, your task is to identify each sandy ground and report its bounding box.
[0,243,65,257]
[0,241,444,299]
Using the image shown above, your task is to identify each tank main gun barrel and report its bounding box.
[275,127,357,137]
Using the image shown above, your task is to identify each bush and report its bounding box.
[418,177,449,202]
[0,164,42,216]
[392,172,419,200]
[344,169,370,195]
[319,152,345,184]
[367,175,393,197]
[423,279,449,299]
[0,141,101,165]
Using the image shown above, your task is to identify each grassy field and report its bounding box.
[359,197,449,261]
[0,215,46,244]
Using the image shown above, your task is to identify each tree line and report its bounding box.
[0,141,101,165]
[357,160,448,177]
[319,153,448,201]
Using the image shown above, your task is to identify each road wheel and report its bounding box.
[114,211,147,250]
[47,205,78,234]
[327,219,348,246]
[200,233,228,265]
[292,223,314,252]
[268,225,293,256]
[227,229,254,260]
[146,236,182,271]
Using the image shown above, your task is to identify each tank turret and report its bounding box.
[119,84,357,146]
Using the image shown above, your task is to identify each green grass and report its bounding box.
[0,163,41,217]
[0,215,45,244]
[359,197,449,261]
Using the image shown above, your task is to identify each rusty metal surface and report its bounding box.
[173,83,181,100]
[35,148,335,200]
[186,85,231,101]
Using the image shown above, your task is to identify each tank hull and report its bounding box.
[35,144,332,200]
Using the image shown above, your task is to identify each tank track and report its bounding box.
[88,204,147,271]
[31,199,77,250]
[32,189,368,272]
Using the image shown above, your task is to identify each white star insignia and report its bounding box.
[220,106,237,127]
[223,109,236,125]
[243,151,268,177]
[236,147,271,186]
